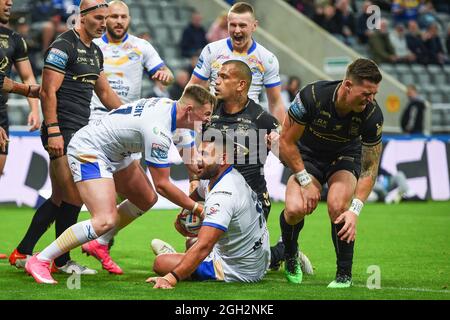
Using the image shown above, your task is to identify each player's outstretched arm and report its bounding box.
[0,127,8,153]
[335,142,383,243]
[279,115,306,174]
[94,71,122,110]
[15,60,40,131]
[148,165,203,216]
[2,76,40,98]
[40,68,65,158]
[151,66,174,86]
[355,142,383,202]
[266,85,286,124]
[187,73,209,89]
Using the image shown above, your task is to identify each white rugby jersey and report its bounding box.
[197,167,270,281]
[86,97,177,167]
[90,33,165,120]
[193,38,281,103]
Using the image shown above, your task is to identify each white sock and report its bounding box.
[96,200,144,245]
[37,220,98,262]
[96,227,116,245]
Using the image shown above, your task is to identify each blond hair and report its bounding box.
[181,84,216,108]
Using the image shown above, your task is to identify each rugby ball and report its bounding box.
[178,209,202,235]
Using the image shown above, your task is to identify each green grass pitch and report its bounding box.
[0,201,449,300]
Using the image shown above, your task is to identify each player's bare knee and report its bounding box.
[327,200,348,221]
[284,206,306,224]
[152,256,165,276]
[93,215,118,235]
[144,192,158,210]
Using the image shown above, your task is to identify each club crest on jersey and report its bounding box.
[0,39,8,49]
[128,52,139,61]
[206,203,220,216]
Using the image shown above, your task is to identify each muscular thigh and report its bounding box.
[51,155,82,206]
[326,170,357,221]
[114,160,156,210]
[76,178,117,219]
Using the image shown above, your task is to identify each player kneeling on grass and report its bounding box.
[25,85,215,284]
[147,130,270,288]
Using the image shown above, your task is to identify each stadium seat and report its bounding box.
[179,6,194,22]
[160,3,180,21]
[416,73,432,87]
[163,45,180,60]
[171,26,184,44]
[428,92,444,104]
[145,6,162,25]
[399,73,415,85]
[394,64,411,74]
[152,24,172,45]
[410,64,426,75]
[380,63,395,74]
[129,5,143,22]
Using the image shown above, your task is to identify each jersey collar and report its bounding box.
[171,101,177,132]
[208,166,233,192]
[226,38,257,55]
[101,32,129,44]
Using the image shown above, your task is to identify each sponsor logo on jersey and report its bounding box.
[211,191,232,197]
[46,48,69,69]
[289,95,307,121]
[151,143,169,160]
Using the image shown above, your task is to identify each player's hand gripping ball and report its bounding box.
[175,203,204,237]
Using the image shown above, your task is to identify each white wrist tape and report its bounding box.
[295,169,312,187]
[192,202,199,213]
[349,198,364,216]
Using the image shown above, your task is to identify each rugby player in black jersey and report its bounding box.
[0,0,41,259]
[276,58,384,287]
[10,0,123,274]
[0,0,40,178]
[153,60,313,275]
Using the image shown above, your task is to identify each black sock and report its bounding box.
[54,201,81,267]
[269,241,285,269]
[331,222,354,277]
[17,199,59,255]
[280,210,304,259]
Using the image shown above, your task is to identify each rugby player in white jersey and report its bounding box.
[187,2,285,124]
[89,0,173,121]
[147,130,270,288]
[25,85,215,284]
[79,0,189,274]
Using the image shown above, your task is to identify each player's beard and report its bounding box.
[107,24,129,41]
[0,15,9,24]
[199,163,220,180]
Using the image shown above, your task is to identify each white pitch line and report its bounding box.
[269,278,450,294]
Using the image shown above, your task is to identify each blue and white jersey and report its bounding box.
[196,167,270,282]
[85,97,177,167]
[193,38,281,103]
[90,33,165,121]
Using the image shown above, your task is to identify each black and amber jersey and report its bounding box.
[0,26,29,108]
[288,80,384,159]
[44,29,104,130]
[208,98,279,196]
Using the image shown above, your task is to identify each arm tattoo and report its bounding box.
[360,143,383,184]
